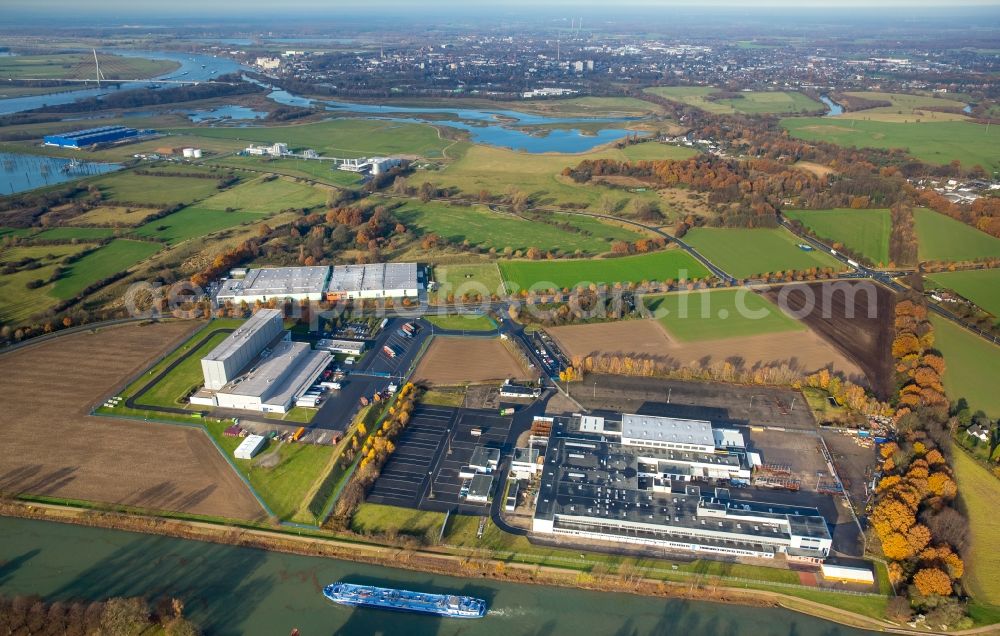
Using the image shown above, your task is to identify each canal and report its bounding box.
[0,516,875,635]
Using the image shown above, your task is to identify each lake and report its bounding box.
[187,104,267,123]
[0,516,875,636]
[820,94,844,117]
[266,91,640,153]
[0,151,121,196]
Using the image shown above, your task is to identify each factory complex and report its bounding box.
[530,413,833,561]
[43,125,156,149]
[191,308,331,414]
[215,263,423,304]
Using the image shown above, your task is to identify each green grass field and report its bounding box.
[619,142,700,161]
[430,262,504,300]
[351,502,446,538]
[516,96,664,118]
[837,91,969,122]
[644,87,821,114]
[499,249,710,291]
[32,227,116,242]
[133,207,268,246]
[914,208,1000,262]
[424,313,496,332]
[197,177,327,213]
[208,155,363,188]
[138,332,231,408]
[393,201,640,254]
[420,144,665,212]
[91,171,231,205]
[167,119,451,158]
[683,227,843,278]
[926,269,1000,317]
[781,118,998,172]
[0,244,87,322]
[645,289,804,341]
[931,315,1000,418]
[0,52,177,80]
[205,421,334,521]
[784,208,891,265]
[952,449,1000,605]
[50,239,160,300]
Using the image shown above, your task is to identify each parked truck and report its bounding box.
[383,344,398,358]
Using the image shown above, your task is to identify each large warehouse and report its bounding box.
[533,437,831,561]
[43,125,151,149]
[214,340,331,414]
[216,266,331,304]
[325,262,421,300]
[200,309,284,390]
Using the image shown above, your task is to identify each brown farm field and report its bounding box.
[548,319,864,382]
[763,282,895,399]
[413,336,530,385]
[0,322,264,520]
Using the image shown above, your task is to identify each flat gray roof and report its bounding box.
[469,474,494,499]
[220,340,330,404]
[203,308,283,363]
[326,262,418,293]
[218,266,330,297]
[621,414,715,448]
[535,437,829,545]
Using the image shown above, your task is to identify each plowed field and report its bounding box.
[413,337,530,385]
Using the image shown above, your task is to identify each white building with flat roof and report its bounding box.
[234,434,267,460]
[201,309,284,390]
[325,262,420,300]
[216,266,330,304]
[215,340,331,414]
[620,414,716,453]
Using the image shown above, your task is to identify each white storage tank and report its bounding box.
[182,148,195,158]
[192,148,203,158]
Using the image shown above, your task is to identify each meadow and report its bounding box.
[65,205,160,227]
[931,315,1000,418]
[499,249,710,291]
[783,208,891,265]
[914,207,1000,262]
[393,201,640,254]
[620,142,700,161]
[424,313,496,332]
[951,449,1000,606]
[429,262,504,300]
[32,227,116,241]
[197,176,327,213]
[781,118,997,172]
[50,239,160,299]
[0,244,87,322]
[421,143,665,211]
[167,118,452,158]
[644,87,821,114]
[836,91,969,122]
[92,171,232,206]
[208,155,363,188]
[925,269,1000,317]
[0,52,177,80]
[133,206,267,246]
[683,227,843,278]
[644,289,804,341]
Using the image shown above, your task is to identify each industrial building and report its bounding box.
[336,156,404,175]
[325,262,421,300]
[216,266,331,304]
[532,437,831,561]
[200,309,285,390]
[245,142,289,157]
[315,339,366,356]
[619,414,717,452]
[214,340,331,414]
[234,434,267,460]
[43,125,152,149]
[466,474,494,504]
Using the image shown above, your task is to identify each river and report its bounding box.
[0,516,875,636]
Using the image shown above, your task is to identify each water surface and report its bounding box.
[0,516,875,636]
[0,151,121,195]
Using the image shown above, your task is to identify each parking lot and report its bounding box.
[366,406,513,513]
[366,405,457,508]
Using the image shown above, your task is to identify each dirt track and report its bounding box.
[0,322,264,520]
[413,336,530,385]
[764,282,895,399]
[548,319,865,384]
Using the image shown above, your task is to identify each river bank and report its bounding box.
[0,498,903,634]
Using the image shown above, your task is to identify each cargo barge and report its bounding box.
[323,582,486,618]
